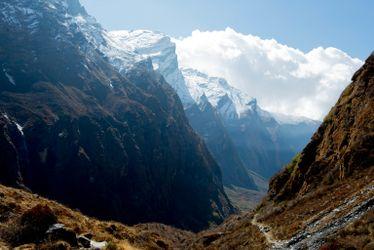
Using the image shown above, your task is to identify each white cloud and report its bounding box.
[174,28,363,120]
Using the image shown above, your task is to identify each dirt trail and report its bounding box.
[251,214,287,249]
[252,185,374,249]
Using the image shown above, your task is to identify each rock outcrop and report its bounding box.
[0,0,234,231]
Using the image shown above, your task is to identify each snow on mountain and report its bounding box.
[101,31,142,73]
[105,29,257,118]
[0,1,324,126]
[2,0,316,129]
[104,29,317,125]
[181,68,256,119]
[0,1,151,90]
[105,30,195,105]
[1,0,106,60]
[271,112,321,125]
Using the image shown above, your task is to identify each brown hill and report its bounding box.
[0,184,194,249]
[268,53,374,201]
[189,53,374,249]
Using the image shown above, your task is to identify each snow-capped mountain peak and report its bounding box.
[104,29,258,119]
[181,68,256,119]
[105,29,195,105]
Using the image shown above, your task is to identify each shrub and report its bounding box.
[105,241,118,250]
[285,153,302,174]
[6,204,57,245]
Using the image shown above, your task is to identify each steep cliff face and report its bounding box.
[0,0,234,231]
[268,53,374,202]
[106,30,257,190]
[106,30,195,105]
[106,30,319,188]
[186,96,257,190]
[183,68,320,179]
[188,53,374,250]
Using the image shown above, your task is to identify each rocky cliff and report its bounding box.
[105,30,257,190]
[106,30,320,189]
[268,53,374,201]
[0,0,234,231]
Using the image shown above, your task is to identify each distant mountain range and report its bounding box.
[105,29,320,188]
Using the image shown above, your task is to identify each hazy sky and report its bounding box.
[80,0,373,60]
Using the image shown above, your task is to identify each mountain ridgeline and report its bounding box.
[0,0,234,231]
[106,30,320,188]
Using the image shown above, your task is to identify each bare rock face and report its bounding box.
[0,0,234,231]
[268,53,374,201]
[185,97,257,190]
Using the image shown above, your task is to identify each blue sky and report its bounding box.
[80,0,373,60]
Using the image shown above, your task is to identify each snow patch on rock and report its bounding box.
[3,68,16,85]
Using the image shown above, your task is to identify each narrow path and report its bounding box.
[251,214,286,249]
[251,185,374,249]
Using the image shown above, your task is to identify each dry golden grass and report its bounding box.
[0,184,192,249]
[1,168,372,249]
[224,186,266,211]
[186,213,268,249]
[256,167,374,240]
[321,209,374,249]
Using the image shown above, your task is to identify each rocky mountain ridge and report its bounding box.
[105,29,257,190]
[0,0,234,231]
[105,29,320,187]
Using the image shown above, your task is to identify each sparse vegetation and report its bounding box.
[0,185,193,249]
[285,153,302,174]
[105,241,119,250]
[2,204,58,246]
[256,167,374,241]
[224,186,266,211]
[323,210,374,249]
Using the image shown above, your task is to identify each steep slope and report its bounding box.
[189,53,374,249]
[0,0,233,231]
[0,184,194,249]
[182,68,320,179]
[186,96,257,190]
[106,30,256,190]
[268,53,374,201]
[106,30,319,190]
[106,30,195,105]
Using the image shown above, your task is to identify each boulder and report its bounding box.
[46,224,78,247]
